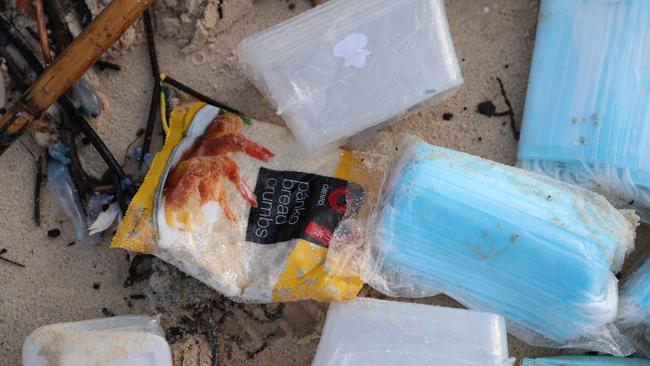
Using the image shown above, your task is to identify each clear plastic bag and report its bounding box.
[327,136,639,355]
[238,0,462,153]
[113,103,367,303]
[22,315,171,366]
[517,0,650,221]
[312,297,514,366]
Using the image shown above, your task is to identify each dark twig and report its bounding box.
[0,249,26,268]
[96,60,122,71]
[163,76,242,115]
[18,140,43,226]
[40,5,120,72]
[34,0,53,65]
[143,10,160,80]
[217,0,224,19]
[207,301,222,366]
[140,9,161,168]
[71,0,93,27]
[122,129,145,167]
[0,15,42,71]
[34,157,42,226]
[41,0,74,54]
[495,77,519,140]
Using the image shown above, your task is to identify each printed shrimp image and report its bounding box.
[163,113,275,229]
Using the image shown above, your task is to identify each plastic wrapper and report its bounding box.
[517,0,650,221]
[22,315,171,366]
[311,297,514,366]
[327,137,638,355]
[238,0,463,153]
[620,259,650,327]
[113,103,370,303]
[618,259,650,355]
[521,356,650,366]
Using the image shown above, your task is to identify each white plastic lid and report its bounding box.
[22,315,172,366]
[312,297,512,366]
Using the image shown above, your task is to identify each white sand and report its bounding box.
[1,1,649,365]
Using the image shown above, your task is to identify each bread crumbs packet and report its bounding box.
[112,102,372,303]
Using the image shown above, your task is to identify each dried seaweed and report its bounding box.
[0,248,25,268]
[496,77,519,140]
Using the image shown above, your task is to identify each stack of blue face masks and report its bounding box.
[517,0,650,220]
[521,356,650,366]
[369,138,637,354]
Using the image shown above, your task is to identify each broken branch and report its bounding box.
[34,0,53,66]
[0,0,154,157]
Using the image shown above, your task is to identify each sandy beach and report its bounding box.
[1,0,649,364]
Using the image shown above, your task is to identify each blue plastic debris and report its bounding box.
[48,142,72,166]
[521,356,650,366]
[367,138,637,354]
[46,143,87,242]
[517,0,650,220]
[69,79,102,118]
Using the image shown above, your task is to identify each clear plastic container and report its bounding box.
[22,315,172,366]
[332,137,638,355]
[517,0,650,221]
[238,0,463,153]
[311,297,513,366]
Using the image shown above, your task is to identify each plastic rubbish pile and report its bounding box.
[9,0,650,364]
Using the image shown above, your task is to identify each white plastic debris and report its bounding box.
[22,315,172,366]
[311,297,513,366]
[238,0,463,153]
[518,0,650,220]
[88,202,120,236]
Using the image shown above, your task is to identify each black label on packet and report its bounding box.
[246,168,353,247]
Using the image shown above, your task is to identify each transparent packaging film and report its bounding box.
[327,136,639,355]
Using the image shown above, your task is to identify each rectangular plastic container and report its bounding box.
[238,0,463,153]
[311,297,512,366]
[22,315,172,366]
[517,0,650,220]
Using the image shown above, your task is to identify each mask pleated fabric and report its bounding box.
[517,0,650,221]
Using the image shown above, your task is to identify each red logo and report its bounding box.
[305,221,333,245]
[327,187,347,213]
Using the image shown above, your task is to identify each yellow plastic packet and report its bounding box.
[112,103,365,302]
